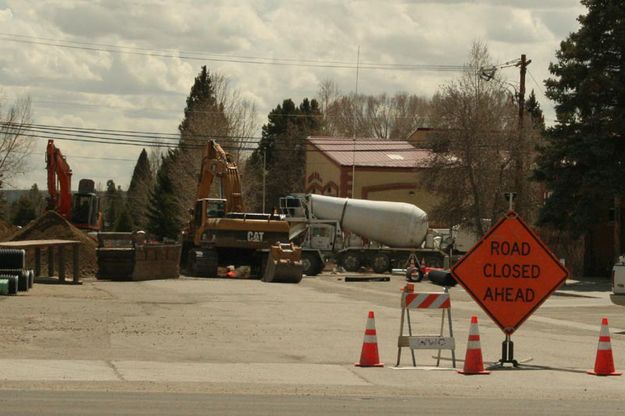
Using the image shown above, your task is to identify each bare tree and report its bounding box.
[320,90,430,140]
[0,95,35,188]
[423,41,520,233]
[317,79,340,133]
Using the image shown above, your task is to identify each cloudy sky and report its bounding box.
[0,0,585,191]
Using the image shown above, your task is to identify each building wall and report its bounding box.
[352,168,438,213]
[305,144,439,214]
[305,144,342,196]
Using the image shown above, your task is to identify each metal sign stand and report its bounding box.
[396,287,456,368]
[498,334,519,367]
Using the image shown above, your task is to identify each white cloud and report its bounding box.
[0,0,585,190]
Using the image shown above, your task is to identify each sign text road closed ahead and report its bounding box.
[451,211,569,334]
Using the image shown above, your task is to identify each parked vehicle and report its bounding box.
[611,256,625,305]
[280,194,451,276]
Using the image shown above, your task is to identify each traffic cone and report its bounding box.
[355,311,384,367]
[458,316,490,375]
[587,318,621,376]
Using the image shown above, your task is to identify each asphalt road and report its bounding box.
[0,272,624,415]
[1,390,624,416]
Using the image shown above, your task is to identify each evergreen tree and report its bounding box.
[10,194,36,226]
[125,149,154,230]
[525,90,545,131]
[146,149,183,240]
[173,66,230,218]
[244,98,322,211]
[535,0,625,237]
[113,204,133,232]
[9,183,45,226]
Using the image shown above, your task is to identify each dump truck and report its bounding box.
[181,141,302,283]
[281,194,450,276]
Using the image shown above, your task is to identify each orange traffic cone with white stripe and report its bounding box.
[355,311,384,367]
[587,318,621,376]
[458,316,490,375]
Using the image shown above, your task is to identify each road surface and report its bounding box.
[0,272,623,414]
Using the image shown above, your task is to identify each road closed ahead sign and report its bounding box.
[451,211,569,334]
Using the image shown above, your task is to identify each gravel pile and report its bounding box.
[9,211,97,277]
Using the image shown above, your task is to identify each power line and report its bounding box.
[0,32,467,72]
[1,123,436,154]
[527,69,547,99]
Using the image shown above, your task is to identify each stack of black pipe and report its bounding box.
[0,249,34,296]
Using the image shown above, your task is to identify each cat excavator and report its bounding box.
[46,140,102,231]
[181,140,302,283]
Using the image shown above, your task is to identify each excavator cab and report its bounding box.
[71,193,100,229]
[71,179,102,231]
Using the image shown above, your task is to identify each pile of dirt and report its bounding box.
[10,211,98,277]
[0,218,18,241]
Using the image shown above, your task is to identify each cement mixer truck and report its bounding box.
[280,194,450,276]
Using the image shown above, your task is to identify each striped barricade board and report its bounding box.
[396,288,456,368]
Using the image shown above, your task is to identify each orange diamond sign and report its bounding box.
[451,211,569,334]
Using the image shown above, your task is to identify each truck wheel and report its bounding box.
[341,253,361,272]
[372,253,390,274]
[302,252,322,276]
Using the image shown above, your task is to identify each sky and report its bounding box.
[0,0,585,191]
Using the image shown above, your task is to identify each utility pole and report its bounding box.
[262,148,267,213]
[517,54,530,130]
[514,54,531,215]
[351,46,360,198]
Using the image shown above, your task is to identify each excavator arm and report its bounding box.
[46,139,73,222]
[196,141,244,213]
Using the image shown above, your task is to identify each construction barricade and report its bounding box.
[396,284,456,368]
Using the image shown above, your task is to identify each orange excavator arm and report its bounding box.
[46,139,73,221]
[196,140,244,213]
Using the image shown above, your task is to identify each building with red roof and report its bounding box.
[305,137,438,212]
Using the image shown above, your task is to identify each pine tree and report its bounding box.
[146,150,183,240]
[113,204,133,232]
[244,98,321,212]
[535,0,625,235]
[125,149,153,230]
[525,90,545,131]
[174,66,230,217]
[10,194,36,226]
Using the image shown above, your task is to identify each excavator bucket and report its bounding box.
[262,242,303,284]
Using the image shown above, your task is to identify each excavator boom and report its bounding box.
[46,140,73,221]
[196,141,243,213]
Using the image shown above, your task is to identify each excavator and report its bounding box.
[46,140,102,231]
[181,140,302,283]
